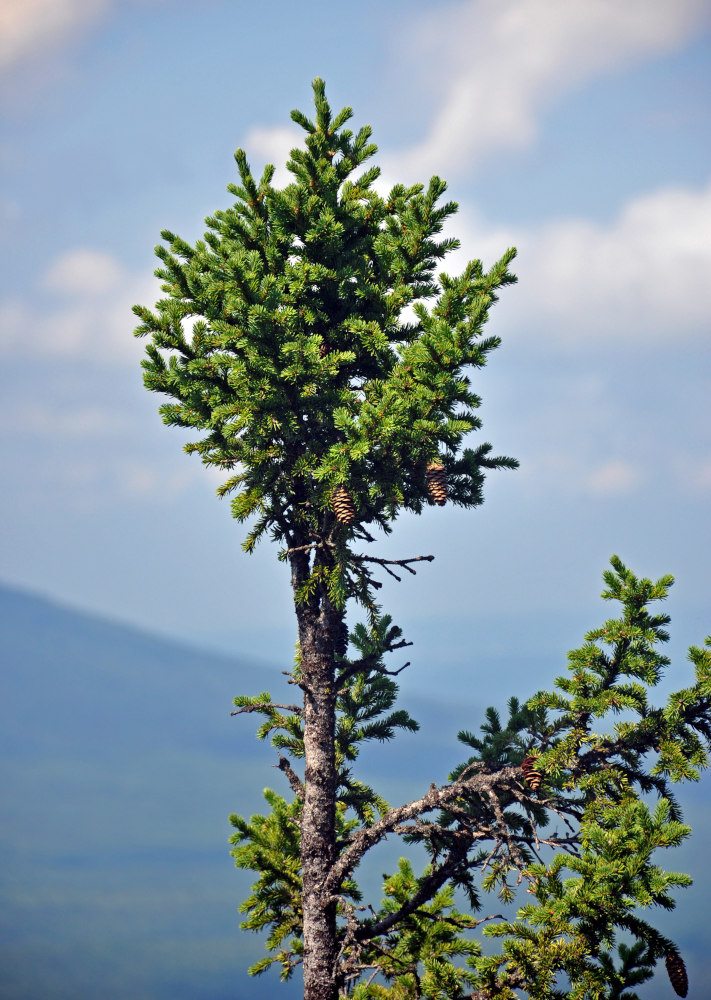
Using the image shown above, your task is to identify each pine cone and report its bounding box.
[426,461,447,506]
[665,953,688,998]
[332,486,355,525]
[521,755,542,791]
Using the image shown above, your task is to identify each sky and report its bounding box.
[1,0,710,700]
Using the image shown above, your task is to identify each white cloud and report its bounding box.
[451,176,711,342]
[117,459,196,500]
[689,461,711,494]
[522,448,711,501]
[515,450,614,495]
[387,0,710,179]
[515,451,647,499]
[0,248,159,363]
[43,248,124,296]
[7,172,707,371]
[11,454,199,511]
[243,125,302,188]
[586,459,642,496]
[0,197,21,223]
[0,0,110,73]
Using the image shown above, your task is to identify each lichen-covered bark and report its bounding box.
[292,546,341,1000]
[300,643,338,1000]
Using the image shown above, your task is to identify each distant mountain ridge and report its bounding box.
[0,579,255,758]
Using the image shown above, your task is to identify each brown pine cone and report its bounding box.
[332,486,355,525]
[521,755,542,791]
[426,461,447,506]
[665,953,688,998]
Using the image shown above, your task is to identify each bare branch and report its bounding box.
[363,968,380,989]
[283,538,335,556]
[230,701,302,717]
[388,821,491,843]
[275,755,305,799]
[485,788,529,873]
[352,840,470,942]
[324,765,520,896]
[349,552,435,582]
[418,909,505,931]
[357,553,435,570]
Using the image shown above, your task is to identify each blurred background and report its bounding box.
[1,1,710,997]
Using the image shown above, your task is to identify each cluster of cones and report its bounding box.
[331,462,447,525]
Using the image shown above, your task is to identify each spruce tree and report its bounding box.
[134,80,711,1000]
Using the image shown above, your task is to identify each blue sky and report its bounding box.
[1,0,710,697]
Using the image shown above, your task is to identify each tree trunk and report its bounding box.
[294,550,341,1000]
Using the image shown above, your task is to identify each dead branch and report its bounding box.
[486,788,528,873]
[230,701,302,717]
[417,909,505,931]
[282,669,314,697]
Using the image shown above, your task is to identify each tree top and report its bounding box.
[133,79,517,605]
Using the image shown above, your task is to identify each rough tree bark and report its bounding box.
[291,544,341,1000]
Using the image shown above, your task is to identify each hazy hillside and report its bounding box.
[1,583,709,999]
[0,583,455,999]
[0,582,284,998]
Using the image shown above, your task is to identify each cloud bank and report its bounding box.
[2,171,710,371]
[388,0,710,179]
[0,248,158,363]
[485,177,711,342]
[228,1,711,346]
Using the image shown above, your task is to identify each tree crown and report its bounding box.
[133,78,517,607]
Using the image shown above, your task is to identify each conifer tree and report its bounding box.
[134,80,711,1000]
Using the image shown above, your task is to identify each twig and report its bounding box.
[283,538,335,556]
[336,643,414,690]
[457,760,489,781]
[486,789,528,873]
[363,968,380,989]
[230,702,302,717]
[479,840,504,874]
[282,670,313,696]
[349,552,435,582]
[418,909,505,931]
